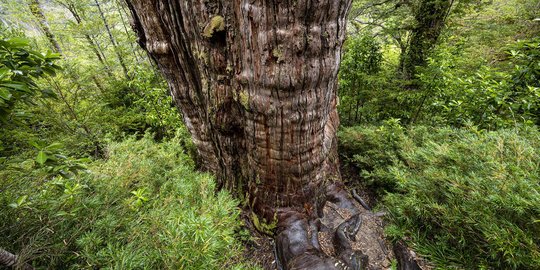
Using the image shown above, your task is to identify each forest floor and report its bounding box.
[240,162,422,270]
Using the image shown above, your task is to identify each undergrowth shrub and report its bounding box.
[339,123,540,269]
[0,133,254,269]
[339,119,406,191]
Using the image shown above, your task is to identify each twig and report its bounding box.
[352,189,372,211]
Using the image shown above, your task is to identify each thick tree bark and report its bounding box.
[126,1,363,268]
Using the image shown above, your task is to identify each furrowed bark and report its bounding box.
[127,0,350,220]
[126,1,355,268]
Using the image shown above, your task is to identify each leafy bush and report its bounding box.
[416,38,540,128]
[339,123,540,269]
[338,0,539,129]
[0,37,60,121]
[339,118,406,190]
[0,134,254,269]
[338,32,387,126]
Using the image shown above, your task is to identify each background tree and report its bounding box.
[398,0,452,81]
[350,0,488,82]
[27,0,62,54]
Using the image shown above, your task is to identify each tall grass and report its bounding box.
[0,134,255,269]
[340,123,540,269]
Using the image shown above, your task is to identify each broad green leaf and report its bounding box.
[42,67,57,76]
[17,195,28,205]
[0,67,10,79]
[40,88,58,99]
[0,83,30,92]
[6,38,29,48]
[36,151,48,165]
[28,140,41,149]
[76,157,92,163]
[45,51,61,60]
[45,142,63,151]
[0,88,12,100]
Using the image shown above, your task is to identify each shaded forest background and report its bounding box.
[0,0,538,269]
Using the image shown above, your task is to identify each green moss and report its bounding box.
[251,212,277,236]
[203,15,225,38]
[238,91,249,110]
[272,46,285,63]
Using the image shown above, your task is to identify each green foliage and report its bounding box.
[340,123,540,269]
[0,4,248,268]
[338,33,385,125]
[416,37,540,128]
[104,65,182,139]
[0,0,183,160]
[0,36,60,121]
[339,119,405,190]
[342,0,539,128]
[0,134,254,269]
[29,140,90,178]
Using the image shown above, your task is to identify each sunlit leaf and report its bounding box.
[36,151,48,165]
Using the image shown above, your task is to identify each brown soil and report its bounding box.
[241,211,276,269]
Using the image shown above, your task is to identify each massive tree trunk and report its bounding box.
[125,1,371,269]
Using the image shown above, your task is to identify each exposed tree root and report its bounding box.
[273,184,392,270]
[352,189,372,211]
[393,241,423,270]
[0,248,33,270]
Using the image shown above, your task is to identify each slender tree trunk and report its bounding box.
[94,0,131,79]
[125,1,373,269]
[348,102,353,124]
[62,2,114,77]
[27,0,63,54]
[28,0,102,157]
[399,0,452,81]
[355,98,361,122]
[114,0,143,63]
